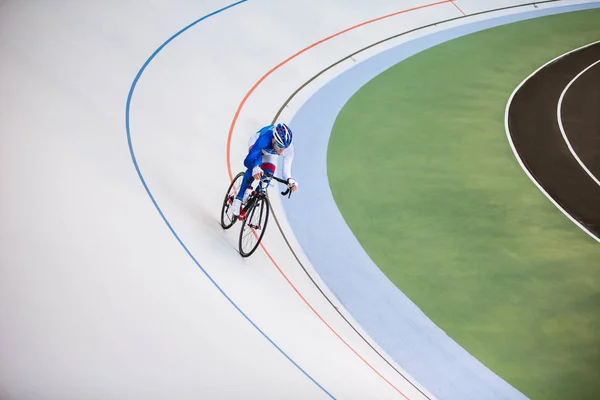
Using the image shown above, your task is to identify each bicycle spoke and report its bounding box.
[242,228,256,248]
[242,207,260,246]
[220,172,244,230]
[238,196,269,257]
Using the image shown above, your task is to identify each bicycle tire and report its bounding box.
[220,171,244,229]
[238,195,270,257]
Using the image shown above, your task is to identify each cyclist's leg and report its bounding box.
[236,168,253,200]
[236,132,262,201]
[237,158,275,201]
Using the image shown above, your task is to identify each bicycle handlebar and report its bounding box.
[266,176,292,197]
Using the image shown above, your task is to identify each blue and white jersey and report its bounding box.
[243,125,295,180]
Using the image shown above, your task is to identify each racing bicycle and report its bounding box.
[220,171,293,257]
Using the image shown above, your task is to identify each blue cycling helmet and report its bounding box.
[273,123,293,149]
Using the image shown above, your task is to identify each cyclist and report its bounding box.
[231,123,298,218]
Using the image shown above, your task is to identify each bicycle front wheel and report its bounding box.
[238,195,270,257]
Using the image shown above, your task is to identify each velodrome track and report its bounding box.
[1,1,597,399]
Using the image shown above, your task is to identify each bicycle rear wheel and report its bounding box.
[220,172,244,229]
[238,195,270,257]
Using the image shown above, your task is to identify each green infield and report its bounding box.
[327,9,600,400]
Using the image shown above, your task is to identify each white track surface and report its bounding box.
[1,1,596,399]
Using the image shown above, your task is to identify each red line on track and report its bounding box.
[451,1,466,15]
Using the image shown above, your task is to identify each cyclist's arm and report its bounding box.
[281,143,294,181]
[243,134,271,169]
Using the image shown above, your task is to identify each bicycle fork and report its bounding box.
[246,199,264,230]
